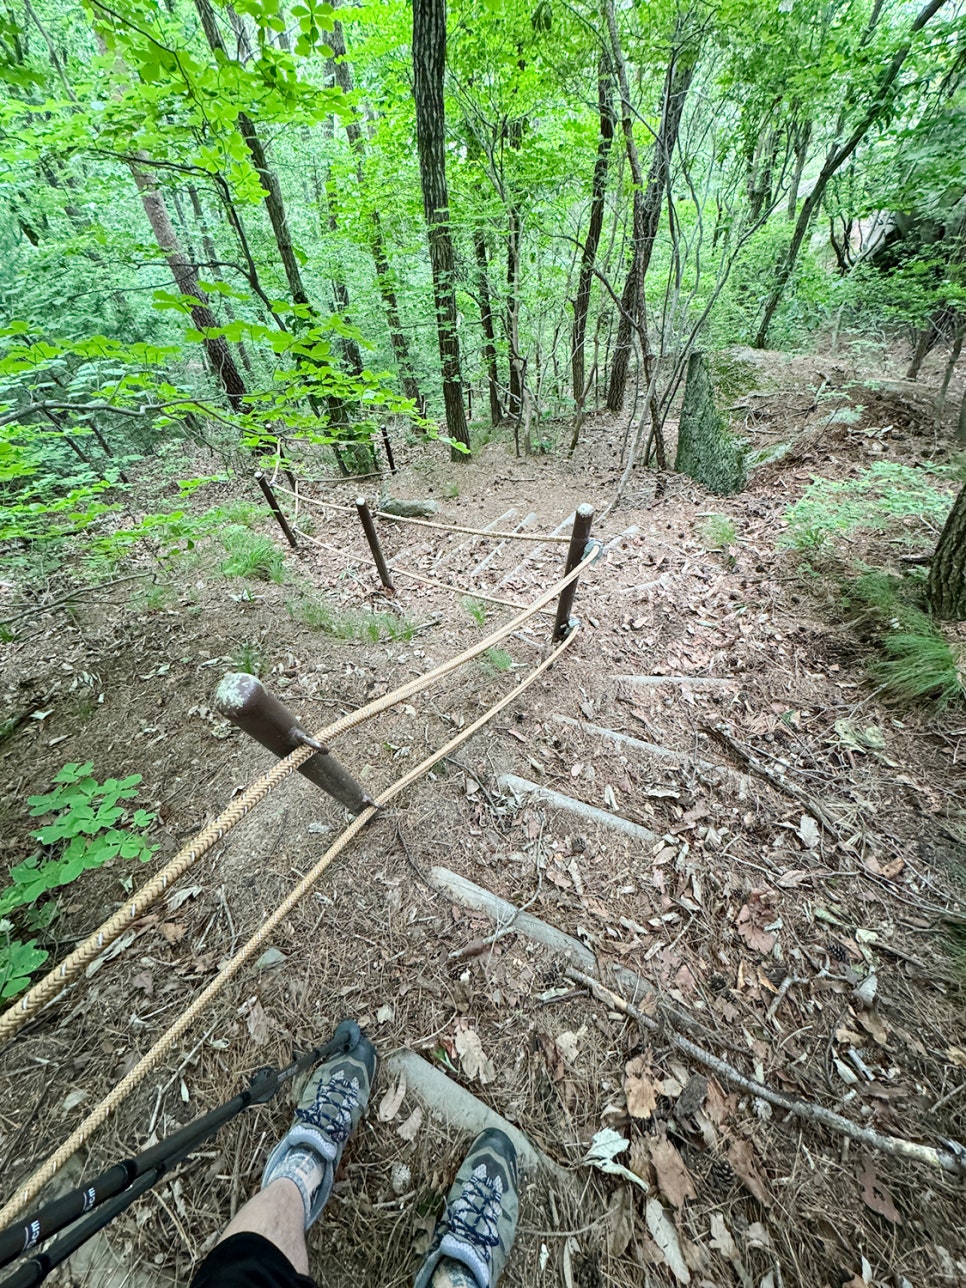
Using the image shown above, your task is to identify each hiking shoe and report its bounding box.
[262,1019,377,1227]
[414,1129,519,1288]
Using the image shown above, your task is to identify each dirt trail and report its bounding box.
[0,353,964,1288]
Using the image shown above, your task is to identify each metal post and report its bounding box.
[551,504,594,642]
[355,496,395,592]
[380,424,397,475]
[254,471,298,548]
[214,673,374,815]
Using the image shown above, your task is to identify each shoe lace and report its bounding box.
[446,1168,503,1254]
[296,1071,359,1145]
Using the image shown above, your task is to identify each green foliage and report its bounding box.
[220,525,287,582]
[481,647,513,674]
[288,596,417,642]
[233,641,266,676]
[696,513,738,550]
[0,763,158,999]
[783,463,954,552]
[463,597,488,626]
[872,621,964,709]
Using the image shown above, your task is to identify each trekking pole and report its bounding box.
[0,1021,361,1288]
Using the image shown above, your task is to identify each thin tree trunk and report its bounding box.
[187,184,254,376]
[605,5,697,412]
[927,483,966,618]
[327,20,425,411]
[506,202,523,420]
[907,318,938,380]
[786,118,811,219]
[194,0,313,312]
[473,228,504,425]
[132,166,248,412]
[754,0,951,349]
[572,55,615,411]
[938,323,964,411]
[413,0,470,456]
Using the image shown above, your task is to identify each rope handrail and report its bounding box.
[273,484,571,543]
[0,548,597,1047]
[0,630,578,1225]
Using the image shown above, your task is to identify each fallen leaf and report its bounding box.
[735,889,779,954]
[454,1021,495,1084]
[708,1212,737,1259]
[131,971,154,997]
[61,1089,88,1113]
[858,1158,902,1224]
[582,1128,648,1193]
[239,996,270,1047]
[726,1137,771,1205]
[160,922,186,945]
[166,886,202,913]
[376,1003,394,1024]
[947,1046,966,1068]
[397,1106,423,1142]
[645,1198,691,1283]
[378,1075,407,1123]
[624,1054,659,1119]
[555,1025,587,1068]
[650,1136,697,1208]
[604,1186,635,1257]
[798,815,820,850]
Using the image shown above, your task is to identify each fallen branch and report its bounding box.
[567,966,966,1179]
[703,722,846,839]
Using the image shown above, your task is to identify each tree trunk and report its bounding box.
[506,202,523,420]
[906,317,938,380]
[413,0,470,457]
[605,6,697,411]
[927,484,966,618]
[786,118,811,220]
[473,228,504,425]
[938,323,964,407]
[131,166,248,413]
[327,20,424,411]
[754,0,951,349]
[187,183,254,376]
[572,55,614,410]
[194,0,313,312]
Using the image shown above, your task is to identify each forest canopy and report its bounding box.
[0,0,963,570]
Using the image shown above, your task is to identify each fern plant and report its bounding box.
[0,763,158,999]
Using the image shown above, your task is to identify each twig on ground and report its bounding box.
[567,965,966,1178]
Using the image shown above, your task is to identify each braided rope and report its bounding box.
[389,565,537,612]
[0,630,578,1224]
[273,484,571,542]
[0,549,597,1046]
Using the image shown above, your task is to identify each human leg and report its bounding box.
[190,1023,377,1288]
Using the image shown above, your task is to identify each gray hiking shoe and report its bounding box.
[262,1020,377,1226]
[414,1129,520,1288]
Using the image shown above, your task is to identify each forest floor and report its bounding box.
[1,340,965,1288]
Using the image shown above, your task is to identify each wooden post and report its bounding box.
[254,471,298,547]
[215,673,374,815]
[552,504,594,642]
[380,424,397,474]
[355,496,395,592]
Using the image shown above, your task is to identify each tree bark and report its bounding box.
[605,7,697,412]
[927,484,966,618]
[473,228,504,425]
[327,20,425,412]
[572,55,614,411]
[413,0,470,456]
[194,0,313,312]
[754,0,951,349]
[131,166,248,412]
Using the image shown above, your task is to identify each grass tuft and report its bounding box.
[233,641,265,676]
[872,624,964,708]
[220,526,286,583]
[288,597,417,643]
[696,513,738,550]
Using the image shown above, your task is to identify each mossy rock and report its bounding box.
[675,351,747,496]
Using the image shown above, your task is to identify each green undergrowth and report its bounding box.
[783,461,957,554]
[288,595,418,643]
[0,763,158,999]
[844,571,964,708]
[219,525,286,582]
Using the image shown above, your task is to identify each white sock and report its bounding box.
[265,1146,329,1228]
